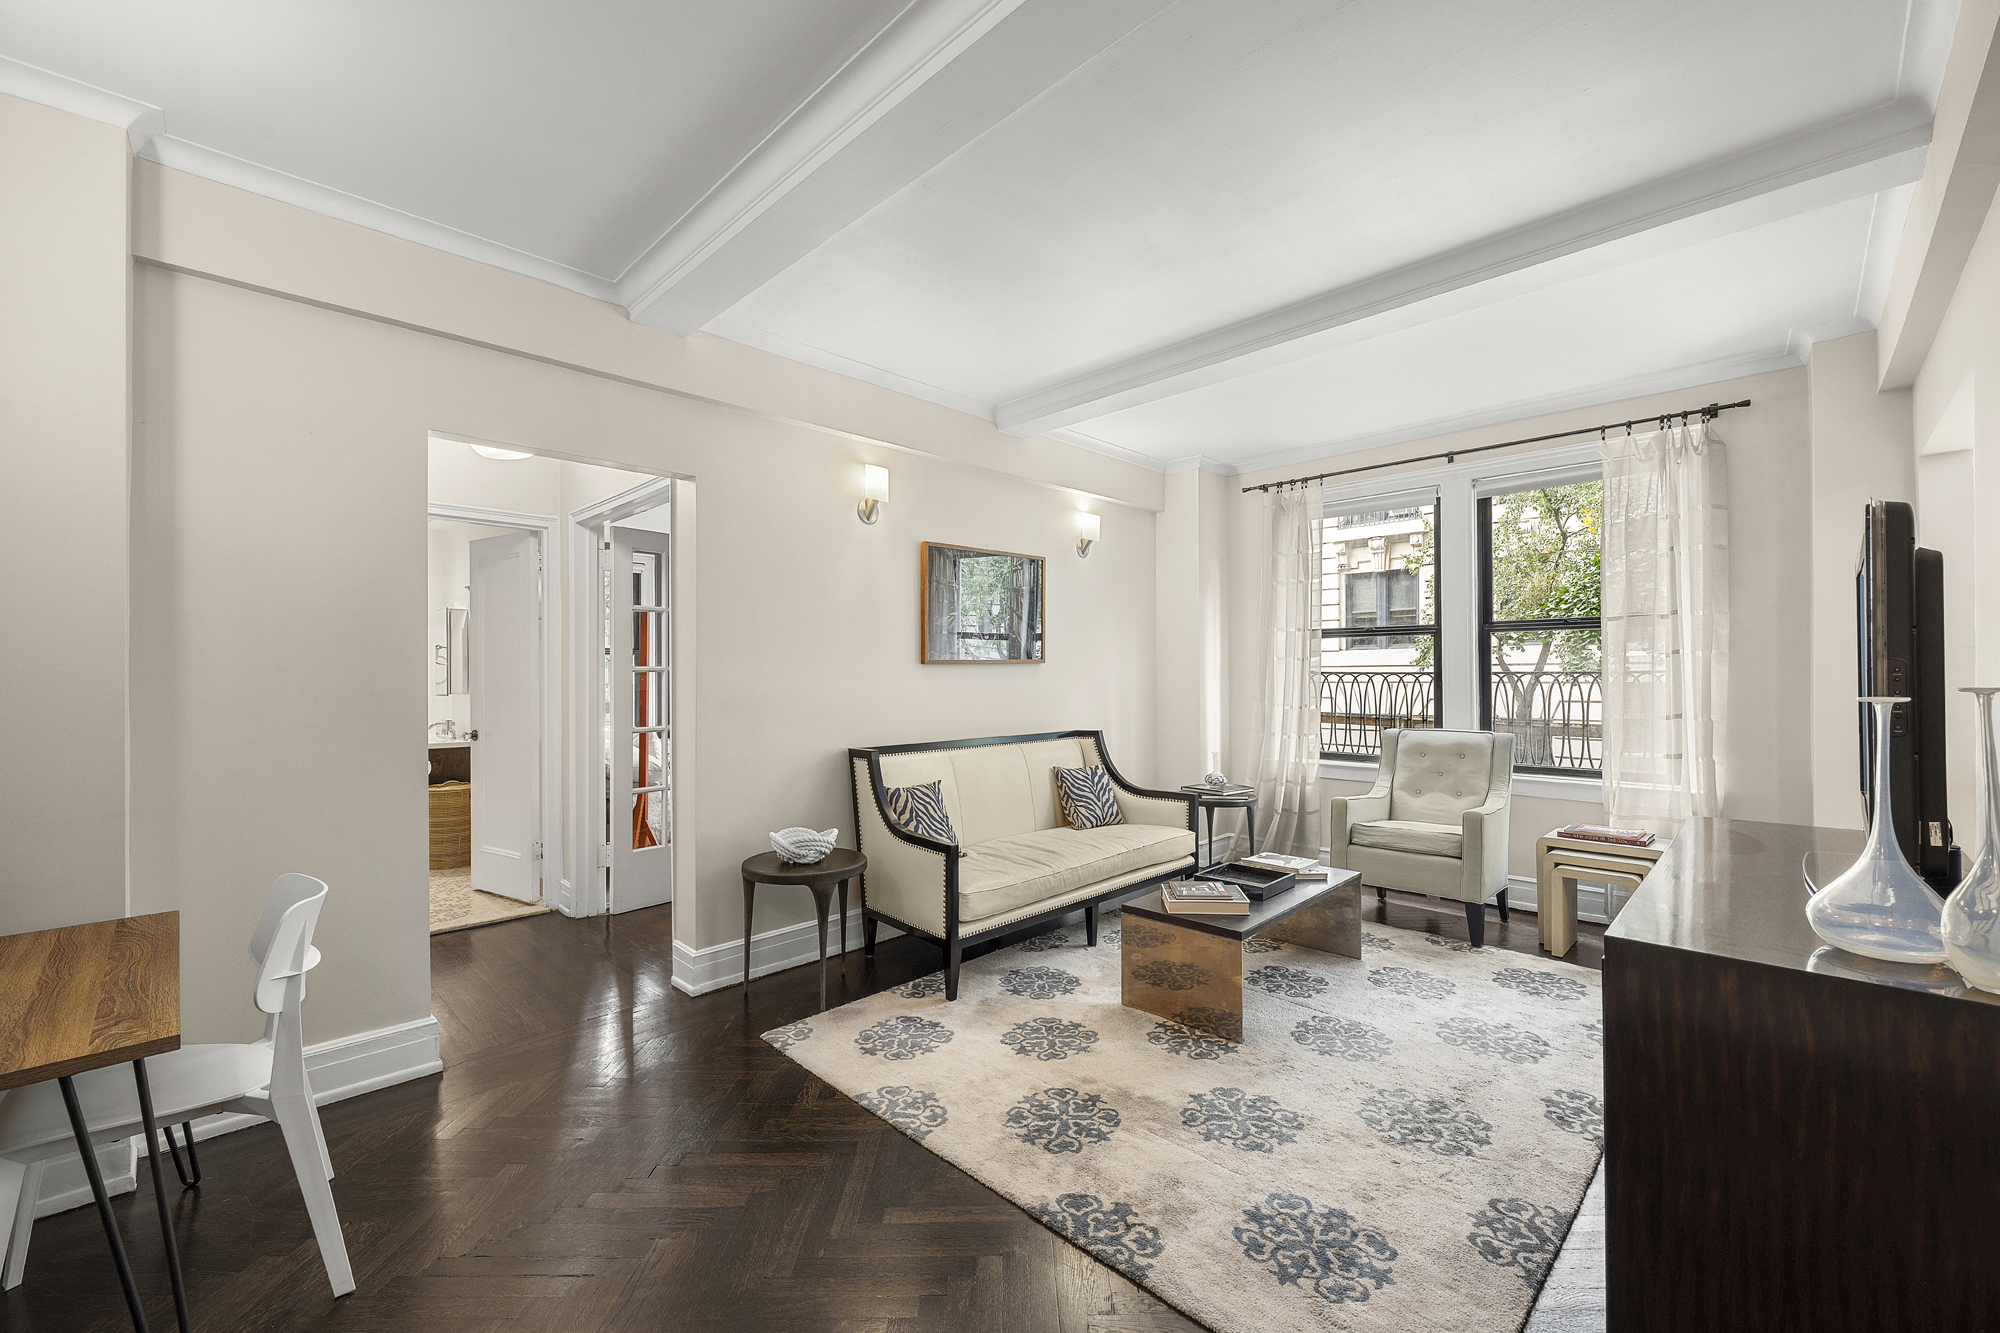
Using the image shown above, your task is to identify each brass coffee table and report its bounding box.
[1119,869,1362,1041]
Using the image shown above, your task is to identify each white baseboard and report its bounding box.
[1504,873,1612,926]
[31,1141,139,1220]
[34,1015,443,1217]
[672,907,906,997]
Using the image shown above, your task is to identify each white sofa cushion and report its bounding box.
[1389,733,1496,826]
[960,824,1192,923]
[878,737,1093,847]
[1350,818,1463,858]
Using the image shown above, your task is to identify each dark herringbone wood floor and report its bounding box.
[2,890,1601,1332]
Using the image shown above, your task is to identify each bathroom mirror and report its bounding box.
[438,607,470,695]
[920,542,1044,663]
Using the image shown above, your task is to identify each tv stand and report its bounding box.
[1604,817,2000,1332]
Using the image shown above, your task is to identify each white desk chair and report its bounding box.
[0,874,355,1298]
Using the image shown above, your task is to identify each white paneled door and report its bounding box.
[469,531,541,903]
[609,524,673,912]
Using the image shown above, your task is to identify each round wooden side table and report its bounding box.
[1189,791,1258,869]
[740,847,867,1010]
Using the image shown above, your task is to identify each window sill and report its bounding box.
[1318,758,1603,805]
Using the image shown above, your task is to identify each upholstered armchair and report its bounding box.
[1328,728,1515,946]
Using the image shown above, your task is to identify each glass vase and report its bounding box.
[1804,697,1948,964]
[1943,687,2000,994]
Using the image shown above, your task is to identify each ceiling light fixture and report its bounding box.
[469,443,533,461]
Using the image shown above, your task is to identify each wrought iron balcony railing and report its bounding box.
[1320,668,1602,773]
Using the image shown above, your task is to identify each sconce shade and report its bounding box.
[1076,513,1101,543]
[858,463,890,523]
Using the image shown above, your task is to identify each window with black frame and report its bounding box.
[1479,480,1603,773]
[1319,499,1441,759]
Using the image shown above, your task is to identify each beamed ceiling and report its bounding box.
[0,0,1958,470]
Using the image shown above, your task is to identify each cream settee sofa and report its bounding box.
[850,731,1197,999]
[1328,728,1515,946]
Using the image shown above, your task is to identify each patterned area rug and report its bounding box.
[766,914,1602,1333]
[429,866,551,935]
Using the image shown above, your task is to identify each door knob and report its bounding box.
[467,730,479,741]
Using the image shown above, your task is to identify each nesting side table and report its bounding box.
[1536,831,1665,956]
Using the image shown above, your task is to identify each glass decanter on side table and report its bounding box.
[1943,687,2000,994]
[1804,696,1948,964]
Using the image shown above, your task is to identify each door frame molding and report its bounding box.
[567,477,675,917]
[428,503,562,911]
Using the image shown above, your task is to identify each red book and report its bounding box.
[1556,823,1656,847]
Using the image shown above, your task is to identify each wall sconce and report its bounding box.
[1075,512,1101,558]
[858,464,890,524]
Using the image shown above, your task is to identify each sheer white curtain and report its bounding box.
[1253,483,1324,857]
[1601,422,1729,828]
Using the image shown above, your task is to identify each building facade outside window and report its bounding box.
[1319,503,1441,760]
[1314,454,1603,776]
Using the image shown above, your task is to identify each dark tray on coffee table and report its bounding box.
[1193,861,1296,901]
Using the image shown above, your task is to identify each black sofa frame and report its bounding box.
[848,730,1198,999]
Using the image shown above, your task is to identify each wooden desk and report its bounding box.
[0,913,188,1331]
[0,913,180,1090]
[1604,819,2000,1331]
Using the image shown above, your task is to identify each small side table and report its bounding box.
[1183,788,1258,869]
[741,847,866,1010]
[1535,831,1667,956]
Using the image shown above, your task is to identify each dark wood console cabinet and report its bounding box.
[1604,817,2000,1332]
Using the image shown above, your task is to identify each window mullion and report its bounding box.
[1437,474,1480,731]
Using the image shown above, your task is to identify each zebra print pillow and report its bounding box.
[881,779,958,845]
[1054,765,1125,830]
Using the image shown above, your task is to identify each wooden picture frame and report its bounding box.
[919,541,1046,664]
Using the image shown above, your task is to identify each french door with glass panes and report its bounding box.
[607,523,673,911]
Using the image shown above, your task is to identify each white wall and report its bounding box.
[0,95,131,935]
[122,251,1159,1043]
[1808,331,1915,830]
[1912,176,2000,829]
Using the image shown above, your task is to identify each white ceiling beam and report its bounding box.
[619,0,1176,336]
[994,100,1934,439]
[1876,0,2000,389]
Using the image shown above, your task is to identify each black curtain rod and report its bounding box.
[1242,399,1752,493]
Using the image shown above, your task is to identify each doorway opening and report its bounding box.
[427,434,668,932]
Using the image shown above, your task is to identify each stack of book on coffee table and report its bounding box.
[1240,852,1331,880]
[1179,782,1254,797]
[1162,880,1251,915]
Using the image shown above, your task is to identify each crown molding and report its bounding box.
[996,99,1932,439]
[0,54,162,149]
[616,0,1030,327]
[0,55,620,302]
[703,315,996,420]
[1163,454,1238,475]
[1227,347,1811,483]
[141,135,619,302]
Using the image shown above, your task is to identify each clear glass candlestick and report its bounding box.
[1805,697,1948,964]
[1943,687,2000,994]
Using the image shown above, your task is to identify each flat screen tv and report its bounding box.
[1856,500,1953,884]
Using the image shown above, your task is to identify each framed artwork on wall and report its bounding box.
[919,542,1045,663]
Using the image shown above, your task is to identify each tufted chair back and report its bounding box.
[1384,729,1510,824]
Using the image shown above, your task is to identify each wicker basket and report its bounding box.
[428,781,471,869]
